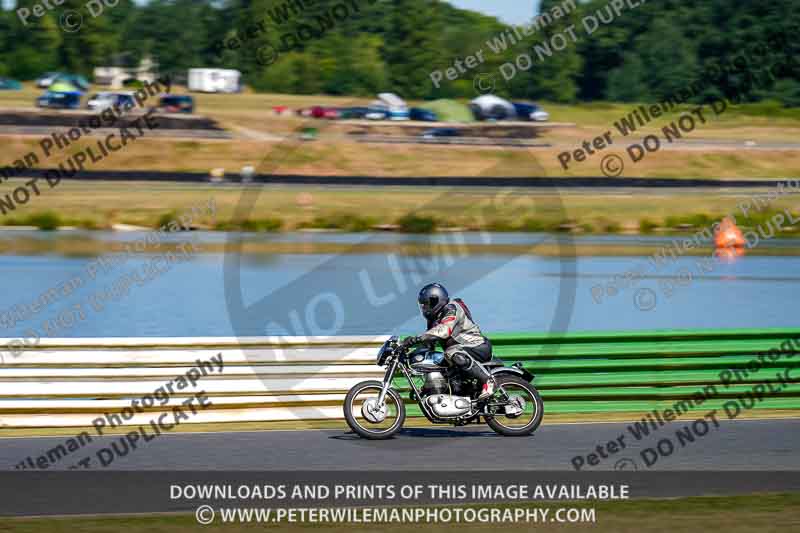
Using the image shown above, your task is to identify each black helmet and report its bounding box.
[418,283,449,320]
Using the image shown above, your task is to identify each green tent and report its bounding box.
[424,99,474,123]
[48,80,80,93]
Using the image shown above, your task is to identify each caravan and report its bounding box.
[368,93,410,121]
[187,68,241,93]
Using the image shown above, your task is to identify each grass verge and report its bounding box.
[1,180,800,237]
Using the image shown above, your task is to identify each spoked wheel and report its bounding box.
[485,375,543,436]
[343,380,406,440]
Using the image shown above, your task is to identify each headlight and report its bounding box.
[376,337,397,365]
[376,341,391,365]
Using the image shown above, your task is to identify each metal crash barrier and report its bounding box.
[1,329,799,428]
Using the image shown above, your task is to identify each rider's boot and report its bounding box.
[463,359,495,400]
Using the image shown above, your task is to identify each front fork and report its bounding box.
[377,358,399,406]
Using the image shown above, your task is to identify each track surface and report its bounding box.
[6,168,799,187]
[2,418,799,471]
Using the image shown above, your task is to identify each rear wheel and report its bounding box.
[344,380,406,440]
[485,375,543,436]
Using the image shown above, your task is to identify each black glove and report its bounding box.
[400,336,420,349]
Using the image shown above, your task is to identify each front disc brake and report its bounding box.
[361,398,387,423]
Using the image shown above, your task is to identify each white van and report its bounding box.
[369,92,410,120]
[187,68,241,93]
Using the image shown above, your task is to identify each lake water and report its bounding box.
[0,231,797,339]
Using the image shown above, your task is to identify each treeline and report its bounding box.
[0,0,798,104]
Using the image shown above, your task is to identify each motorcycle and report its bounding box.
[343,336,544,439]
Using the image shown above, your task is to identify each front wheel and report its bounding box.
[343,380,406,440]
[485,375,544,437]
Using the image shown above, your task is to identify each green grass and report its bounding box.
[18,212,61,231]
[639,219,659,234]
[215,217,284,232]
[2,211,76,230]
[296,214,375,232]
[396,214,437,233]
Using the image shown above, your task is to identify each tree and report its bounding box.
[385,0,444,99]
[4,6,61,80]
[508,0,583,102]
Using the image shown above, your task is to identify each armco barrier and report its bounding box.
[1,329,799,428]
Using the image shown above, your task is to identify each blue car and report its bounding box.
[410,107,438,121]
[157,95,195,114]
[512,102,549,122]
[421,127,460,139]
[36,91,82,109]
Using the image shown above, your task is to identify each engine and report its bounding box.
[425,394,472,418]
[421,371,448,396]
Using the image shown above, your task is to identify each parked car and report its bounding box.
[36,91,82,109]
[421,127,461,139]
[338,106,372,120]
[296,106,339,119]
[156,94,194,113]
[364,107,389,120]
[87,92,137,112]
[512,102,549,122]
[117,92,136,110]
[86,92,118,111]
[409,107,438,121]
[0,77,22,90]
[36,72,61,88]
[470,94,516,121]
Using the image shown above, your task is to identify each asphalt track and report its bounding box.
[2,418,799,471]
[5,168,800,187]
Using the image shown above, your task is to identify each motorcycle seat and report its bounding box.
[483,358,505,368]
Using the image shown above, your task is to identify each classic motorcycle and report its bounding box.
[343,336,544,439]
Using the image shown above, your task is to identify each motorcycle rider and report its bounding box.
[401,283,496,400]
